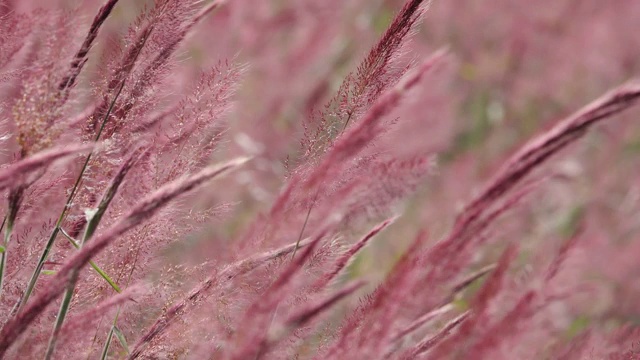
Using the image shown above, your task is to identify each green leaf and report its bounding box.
[452,298,469,311]
[558,205,585,238]
[565,315,590,340]
[91,262,121,293]
[60,228,121,293]
[113,326,130,354]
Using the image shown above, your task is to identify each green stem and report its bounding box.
[44,269,79,360]
[291,112,353,260]
[0,217,8,299]
[0,228,10,298]
[1,187,21,300]
[0,216,7,298]
[292,190,319,259]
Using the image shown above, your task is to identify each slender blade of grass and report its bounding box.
[113,325,129,354]
[100,310,125,360]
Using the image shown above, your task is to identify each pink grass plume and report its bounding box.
[0,143,93,190]
[314,216,397,290]
[128,237,315,359]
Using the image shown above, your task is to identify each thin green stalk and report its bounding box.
[44,270,79,359]
[291,112,353,260]
[340,111,354,133]
[0,246,7,302]
[0,216,8,298]
[18,32,149,312]
[0,229,11,299]
[291,190,319,259]
[0,188,24,299]
[100,310,123,359]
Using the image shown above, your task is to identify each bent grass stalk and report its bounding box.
[100,296,126,359]
[17,30,152,312]
[101,318,128,359]
[59,228,121,293]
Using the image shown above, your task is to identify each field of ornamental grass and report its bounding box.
[1,0,640,359]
